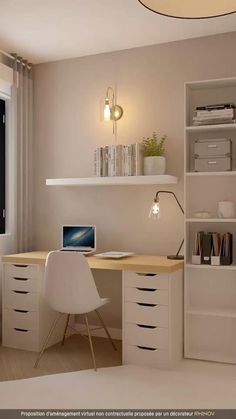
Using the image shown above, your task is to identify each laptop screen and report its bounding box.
[62,225,95,249]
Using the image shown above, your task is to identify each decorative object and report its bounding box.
[194,211,211,219]
[142,132,166,175]
[149,190,184,260]
[103,86,123,136]
[138,0,236,19]
[218,201,236,219]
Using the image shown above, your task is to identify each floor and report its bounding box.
[0,334,122,381]
[0,360,236,409]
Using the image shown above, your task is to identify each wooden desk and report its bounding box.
[1,251,183,369]
[2,251,183,273]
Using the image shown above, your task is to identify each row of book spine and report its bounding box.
[94,143,143,177]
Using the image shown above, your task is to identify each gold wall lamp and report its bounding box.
[104,86,123,135]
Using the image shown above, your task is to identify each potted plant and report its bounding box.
[142,132,166,175]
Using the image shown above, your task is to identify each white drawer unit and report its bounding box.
[123,269,183,369]
[124,271,169,290]
[125,302,169,327]
[2,263,67,352]
[125,287,169,305]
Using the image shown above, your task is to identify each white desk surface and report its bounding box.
[2,251,183,273]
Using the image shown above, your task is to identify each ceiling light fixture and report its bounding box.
[138,0,236,19]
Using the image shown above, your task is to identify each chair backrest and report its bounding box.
[44,251,101,314]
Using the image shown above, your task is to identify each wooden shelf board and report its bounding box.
[185,123,236,133]
[46,175,178,187]
[186,218,236,223]
[186,263,236,270]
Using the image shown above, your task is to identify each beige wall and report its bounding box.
[33,31,236,330]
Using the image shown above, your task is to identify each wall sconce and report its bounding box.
[149,190,184,260]
[104,86,123,135]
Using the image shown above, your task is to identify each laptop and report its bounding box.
[61,225,96,254]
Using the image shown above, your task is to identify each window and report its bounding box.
[0,98,5,234]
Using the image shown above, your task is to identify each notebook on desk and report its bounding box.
[61,225,96,254]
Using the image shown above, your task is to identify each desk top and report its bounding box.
[1,251,183,273]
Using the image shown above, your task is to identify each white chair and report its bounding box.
[34,251,116,370]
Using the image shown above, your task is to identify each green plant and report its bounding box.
[142,132,166,157]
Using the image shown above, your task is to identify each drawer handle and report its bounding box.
[137,273,157,277]
[14,309,29,313]
[13,277,29,281]
[13,265,28,268]
[137,324,157,329]
[207,144,217,148]
[136,288,157,292]
[13,290,29,295]
[137,303,157,307]
[207,161,217,165]
[14,328,29,333]
[137,345,157,351]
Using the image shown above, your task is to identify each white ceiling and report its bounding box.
[0,0,236,64]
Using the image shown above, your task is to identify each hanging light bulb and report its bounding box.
[104,98,111,121]
[149,198,160,219]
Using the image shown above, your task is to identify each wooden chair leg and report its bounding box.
[95,309,117,351]
[34,313,62,368]
[61,314,70,346]
[84,314,97,372]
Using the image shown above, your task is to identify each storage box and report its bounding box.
[194,139,231,157]
[194,156,231,172]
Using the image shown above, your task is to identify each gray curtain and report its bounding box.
[12,54,33,252]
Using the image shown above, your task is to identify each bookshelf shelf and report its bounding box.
[186,218,236,223]
[184,77,236,365]
[46,175,178,187]
[186,263,236,270]
[186,171,236,177]
[186,308,236,318]
[185,123,236,133]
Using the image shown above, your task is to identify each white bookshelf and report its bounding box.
[184,77,236,364]
[46,175,178,187]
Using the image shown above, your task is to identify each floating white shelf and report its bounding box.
[186,218,236,223]
[185,263,236,270]
[186,171,236,177]
[185,123,236,133]
[46,175,178,187]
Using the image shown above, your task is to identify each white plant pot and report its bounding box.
[144,156,166,175]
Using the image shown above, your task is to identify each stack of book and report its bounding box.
[94,143,143,177]
[192,103,236,126]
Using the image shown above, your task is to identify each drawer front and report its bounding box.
[125,287,168,305]
[194,139,231,157]
[124,271,169,290]
[4,289,38,311]
[4,264,37,279]
[124,344,169,368]
[4,275,38,293]
[4,308,38,331]
[3,327,38,352]
[124,323,169,350]
[125,302,168,327]
[194,156,231,172]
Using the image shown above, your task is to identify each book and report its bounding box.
[94,147,102,177]
[108,145,116,177]
[131,143,143,176]
[123,145,132,176]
